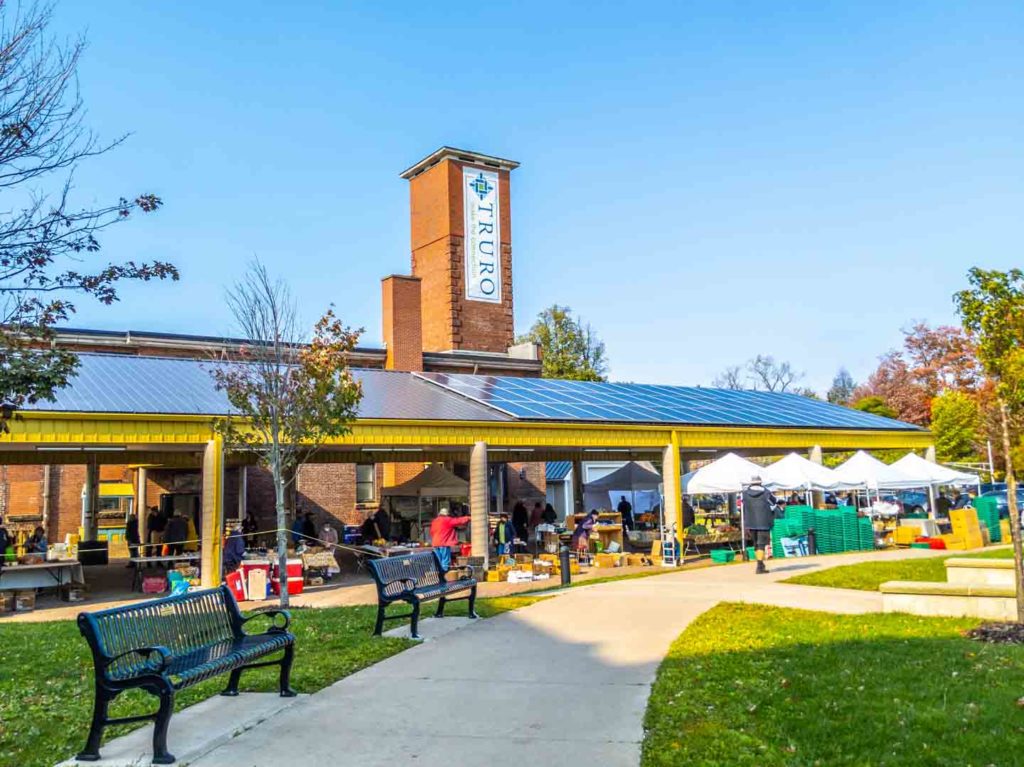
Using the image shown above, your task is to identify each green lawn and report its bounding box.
[0,594,543,767]
[642,603,1024,767]
[783,547,1015,591]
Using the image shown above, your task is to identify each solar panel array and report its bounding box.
[416,373,921,431]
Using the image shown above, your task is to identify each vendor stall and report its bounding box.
[380,464,469,544]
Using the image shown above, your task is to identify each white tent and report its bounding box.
[889,452,981,488]
[762,452,857,491]
[682,452,764,495]
[832,450,921,490]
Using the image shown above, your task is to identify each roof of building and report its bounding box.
[399,146,520,180]
[19,353,510,422]
[546,461,573,482]
[17,353,923,433]
[416,372,923,431]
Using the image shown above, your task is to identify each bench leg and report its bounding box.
[152,688,176,765]
[409,599,421,640]
[279,643,297,697]
[373,603,387,636]
[435,596,447,617]
[221,668,243,697]
[76,688,111,761]
[467,584,479,619]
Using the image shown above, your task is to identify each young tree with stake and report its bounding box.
[211,262,362,606]
[956,268,1024,621]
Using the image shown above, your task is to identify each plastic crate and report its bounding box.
[709,549,736,564]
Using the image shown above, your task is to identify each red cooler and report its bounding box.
[270,559,304,596]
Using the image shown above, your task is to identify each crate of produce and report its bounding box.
[709,549,736,564]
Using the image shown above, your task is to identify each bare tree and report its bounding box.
[713,365,744,390]
[0,2,174,416]
[748,354,802,392]
[211,262,363,606]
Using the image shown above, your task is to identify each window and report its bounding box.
[356,464,375,503]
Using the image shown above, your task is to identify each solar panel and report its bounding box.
[415,373,922,431]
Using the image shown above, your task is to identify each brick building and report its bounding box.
[0,147,547,544]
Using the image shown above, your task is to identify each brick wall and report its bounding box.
[506,461,547,507]
[382,275,424,371]
[410,158,515,354]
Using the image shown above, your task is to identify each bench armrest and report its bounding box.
[242,608,292,633]
[104,645,173,673]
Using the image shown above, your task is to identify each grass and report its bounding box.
[642,602,1024,767]
[0,594,543,767]
[783,547,1015,591]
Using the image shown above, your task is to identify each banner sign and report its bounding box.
[463,167,501,303]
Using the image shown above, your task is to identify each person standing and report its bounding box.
[360,510,381,544]
[542,502,557,525]
[742,476,781,575]
[163,511,188,556]
[617,495,634,531]
[125,512,140,565]
[0,517,9,570]
[492,511,515,556]
[147,505,166,555]
[373,507,392,541]
[572,510,599,557]
[429,506,471,571]
[935,492,952,518]
[25,526,47,555]
[223,525,246,573]
[511,501,528,542]
[242,512,259,541]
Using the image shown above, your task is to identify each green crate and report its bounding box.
[710,549,736,564]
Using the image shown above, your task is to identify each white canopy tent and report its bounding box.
[682,452,764,495]
[762,452,858,492]
[889,452,981,488]
[832,450,922,491]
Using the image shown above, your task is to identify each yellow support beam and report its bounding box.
[200,434,224,588]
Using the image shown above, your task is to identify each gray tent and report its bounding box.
[583,461,662,512]
[381,464,468,498]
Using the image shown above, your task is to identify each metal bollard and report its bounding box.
[559,545,572,586]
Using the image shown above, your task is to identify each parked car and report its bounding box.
[880,491,930,516]
[978,489,1024,519]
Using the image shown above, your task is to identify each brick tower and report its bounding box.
[400,147,519,354]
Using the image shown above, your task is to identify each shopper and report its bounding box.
[26,526,47,555]
[223,525,246,573]
[952,490,971,510]
[683,498,696,529]
[492,511,515,556]
[0,516,9,565]
[742,476,781,575]
[125,512,140,564]
[429,506,471,571]
[147,505,166,555]
[511,501,528,541]
[935,492,952,518]
[572,510,599,556]
[242,512,259,539]
[164,511,189,556]
[373,507,392,541]
[290,515,305,545]
[321,522,339,548]
[542,502,557,525]
[617,495,634,530]
[360,511,381,544]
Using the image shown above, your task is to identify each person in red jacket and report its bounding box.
[430,506,471,571]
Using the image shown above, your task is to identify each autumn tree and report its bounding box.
[930,390,980,463]
[956,267,1024,621]
[827,367,856,404]
[851,395,897,420]
[211,262,363,606]
[518,304,607,381]
[0,2,174,416]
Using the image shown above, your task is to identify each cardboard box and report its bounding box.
[14,590,35,612]
[0,592,14,613]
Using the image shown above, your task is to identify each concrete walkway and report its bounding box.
[179,547,946,767]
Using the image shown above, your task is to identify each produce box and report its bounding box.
[709,549,736,564]
[14,590,35,612]
[593,553,621,568]
[0,592,13,612]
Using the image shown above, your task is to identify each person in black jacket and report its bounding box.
[742,476,781,575]
[511,501,528,542]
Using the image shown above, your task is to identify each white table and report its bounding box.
[0,560,84,591]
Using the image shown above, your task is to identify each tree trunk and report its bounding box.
[273,460,290,608]
[999,400,1023,622]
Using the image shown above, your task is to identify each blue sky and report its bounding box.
[50,2,1023,392]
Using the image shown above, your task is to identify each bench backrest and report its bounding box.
[367,551,443,598]
[78,585,242,678]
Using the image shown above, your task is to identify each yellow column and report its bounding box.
[663,433,683,563]
[201,435,225,588]
[470,441,489,567]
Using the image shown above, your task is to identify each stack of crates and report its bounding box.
[771,505,874,556]
[972,496,1001,543]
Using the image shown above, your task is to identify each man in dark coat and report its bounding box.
[742,476,781,574]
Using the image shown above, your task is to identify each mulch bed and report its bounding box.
[965,622,1024,644]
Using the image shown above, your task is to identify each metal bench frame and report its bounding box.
[367,550,478,639]
[76,585,295,764]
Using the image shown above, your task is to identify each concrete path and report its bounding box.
[179,547,948,767]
